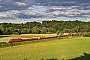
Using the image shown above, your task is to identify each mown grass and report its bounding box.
[10,34,54,37]
[0,37,90,60]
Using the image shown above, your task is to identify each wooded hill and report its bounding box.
[0,20,90,35]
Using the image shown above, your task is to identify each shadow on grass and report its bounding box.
[23,58,58,60]
[69,52,90,60]
[0,35,9,38]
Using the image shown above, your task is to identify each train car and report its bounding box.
[44,36,56,39]
[21,38,32,41]
[31,37,40,40]
[79,33,84,36]
[60,34,69,37]
[9,38,23,43]
[72,34,79,36]
[40,36,46,39]
[9,33,83,43]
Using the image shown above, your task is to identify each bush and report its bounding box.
[13,32,20,35]
[85,32,90,37]
[0,36,3,38]
[46,32,52,34]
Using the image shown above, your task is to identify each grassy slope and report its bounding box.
[0,37,90,60]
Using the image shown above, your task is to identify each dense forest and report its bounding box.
[0,20,90,35]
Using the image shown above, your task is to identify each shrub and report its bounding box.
[13,32,20,35]
[0,36,2,38]
[85,32,90,37]
[46,32,52,34]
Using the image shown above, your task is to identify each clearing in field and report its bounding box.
[0,36,90,60]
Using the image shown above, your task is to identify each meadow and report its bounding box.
[0,34,90,60]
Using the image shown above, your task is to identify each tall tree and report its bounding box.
[32,26,40,34]
[41,27,47,34]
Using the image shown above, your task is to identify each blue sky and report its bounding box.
[0,0,90,23]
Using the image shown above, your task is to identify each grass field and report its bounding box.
[0,36,90,60]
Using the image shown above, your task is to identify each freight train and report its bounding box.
[9,33,84,43]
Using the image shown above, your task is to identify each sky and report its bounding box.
[0,0,90,23]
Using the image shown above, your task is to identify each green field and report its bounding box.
[0,36,90,60]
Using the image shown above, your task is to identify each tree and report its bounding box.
[32,26,40,34]
[48,28,56,33]
[0,29,3,35]
[72,28,78,33]
[41,27,47,34]
[63,29,71,33]
[0,20,90,35]
[85,32,90,37]
[20,28,30,34]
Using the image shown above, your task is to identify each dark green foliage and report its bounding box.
[0,29,3,35]
[0,20,90,34]
[85,32,90,37]
[24,58,29,60]
[13,32,20,35]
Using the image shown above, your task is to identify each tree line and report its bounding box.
[0,20,90,35]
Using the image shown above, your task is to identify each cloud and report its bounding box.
[87,18,90,22]
[16,2,26,6]
[0,10,19,19]
[0,0,27,11]
[0,0,90,21]
[12,0,25,2]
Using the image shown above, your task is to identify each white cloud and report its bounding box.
[7,10,20,14]
[0,14,7,17]
[32,5,43,8]
[0,10,19,19]
[0,6,2,8]
[87,18,90,22]
[16,2,26,6]
[0,0,90,22]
